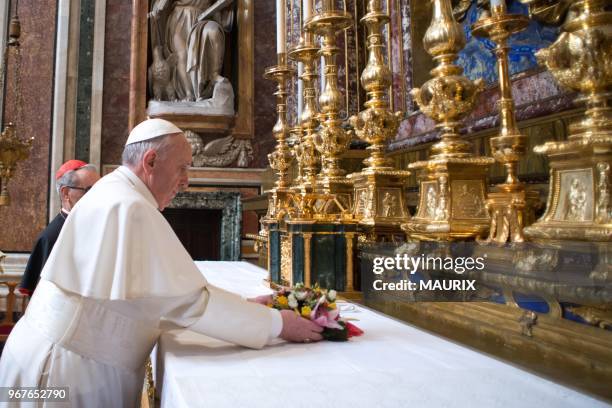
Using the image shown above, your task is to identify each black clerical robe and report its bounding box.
[18,212,66,294]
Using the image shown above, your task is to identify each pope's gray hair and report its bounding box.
[121,133,179,167]
[56,164,98,194]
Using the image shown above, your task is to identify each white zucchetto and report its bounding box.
[126,118,183,145]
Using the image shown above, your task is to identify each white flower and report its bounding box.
[327,290,337,302]
[288,293,298,309]
[294,290,307,301]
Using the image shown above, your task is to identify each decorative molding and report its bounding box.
[169,191,242,261]
[50,0,79,219]
[0,0,9,130]
[89,0,106,170]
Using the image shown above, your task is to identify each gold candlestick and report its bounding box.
[524,0,612,242]
[288,125,304,188]
[348,0,411,242]
[472,4,539,244]
[0,123,33,206]
[289,30,321,193]
[306,7,354,197]
[0,12,32,206]
[263,62,296,222]
[401,0,493,241]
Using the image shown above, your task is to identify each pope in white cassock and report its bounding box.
[0,119,323,407]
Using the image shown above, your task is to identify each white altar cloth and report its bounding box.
[156,261,608,408]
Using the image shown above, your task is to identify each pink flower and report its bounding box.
[310,296,343,329]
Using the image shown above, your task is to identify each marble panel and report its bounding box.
[253,1,278,168]
[101,0,132,165]
[0,0,57,251]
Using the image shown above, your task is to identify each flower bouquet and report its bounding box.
[270,283,364,341]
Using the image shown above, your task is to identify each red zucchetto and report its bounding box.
[55,160,89,180]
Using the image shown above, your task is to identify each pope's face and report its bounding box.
[148,134,192,210]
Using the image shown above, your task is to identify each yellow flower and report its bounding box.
[277,296,288,307]
[301,306,312,318]
[328,302,336,309]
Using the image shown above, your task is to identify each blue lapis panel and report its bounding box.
[457,1,559,84]
[513,292,550,314]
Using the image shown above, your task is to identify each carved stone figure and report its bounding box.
[149,46,177,101]
[149,0,235,110]
[185,130,253,168]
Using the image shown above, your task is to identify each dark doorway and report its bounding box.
[162,208,222,260]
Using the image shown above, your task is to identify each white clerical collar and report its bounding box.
[116,166,159,209]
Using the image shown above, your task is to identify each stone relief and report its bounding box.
[185,130,253,168]
[148,0,235,115]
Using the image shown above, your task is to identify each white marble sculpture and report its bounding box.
[148,0,235,115]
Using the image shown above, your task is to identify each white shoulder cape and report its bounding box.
[41,166,207,300]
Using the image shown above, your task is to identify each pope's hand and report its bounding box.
[279,310,323,343]
[247,295,272,305]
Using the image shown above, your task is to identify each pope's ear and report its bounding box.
[142,149,157,172]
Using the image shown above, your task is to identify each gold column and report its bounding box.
[348,0,411,242]
[524,0,611,241]
[401,0,493,241]
[345,232,355,293]
[306,2,354,211]
[303,232,312,286]
[472,3,539,244]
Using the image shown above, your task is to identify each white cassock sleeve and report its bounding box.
[154,285,282,349]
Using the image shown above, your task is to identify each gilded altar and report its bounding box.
[257,0,611,399]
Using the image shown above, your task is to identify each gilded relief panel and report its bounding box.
[451,180,488,219]
[553,169,594,222]
[377,188,402,218]
[418,181,438,219]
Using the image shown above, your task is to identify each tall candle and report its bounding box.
[297,62,304,119]
[277,0,286,55]
[303,0,313,21]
